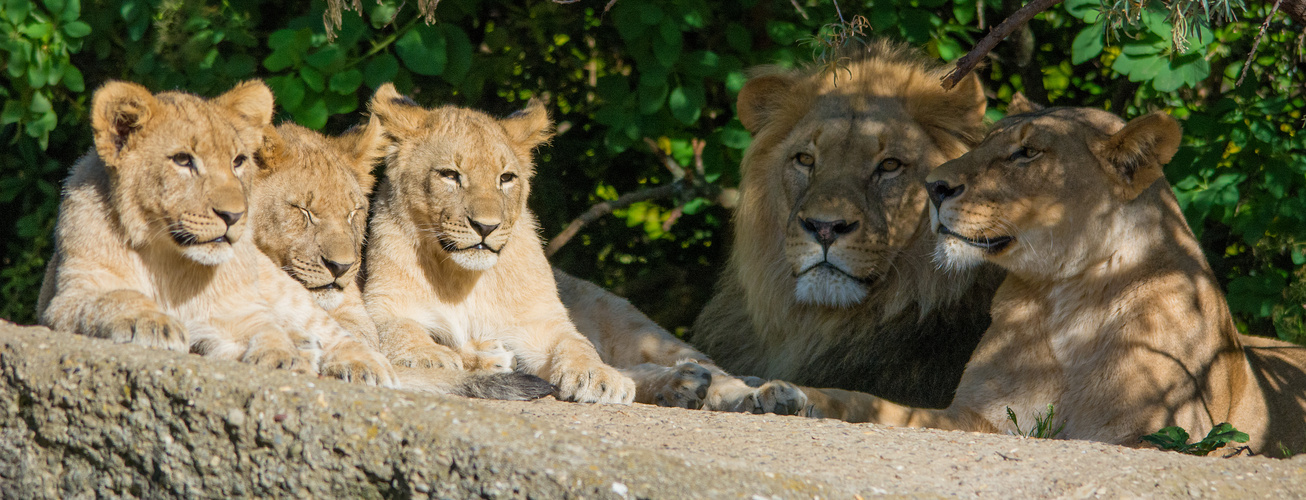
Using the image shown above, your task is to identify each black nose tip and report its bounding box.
[322,257,353,278]
[799,218,859,248]
[214,209,244,227]
[468,218,500,238]
[926,180,964,208]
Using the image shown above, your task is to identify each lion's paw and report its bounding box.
[468,339,515,374]
[242,341,316,374]
[104,311,189,352]
[553,363,635,404]
[652,362,712,410]
[706,376,807,416]
[322,341,399,387]
[391,343,464,371]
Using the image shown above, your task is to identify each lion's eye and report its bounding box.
[171,153,195,170]
[794,153,815,168]
[500,172,517,185]
[232,155,247,171]
[438,169,461,184]
[1008,147,1041,162]
[877,158,903,173]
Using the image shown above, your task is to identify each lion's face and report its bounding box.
[91,81,273,266]
[735,48,987,308]
[927,101,1181,279]
[252,121,383,309]
[369,85,552,272]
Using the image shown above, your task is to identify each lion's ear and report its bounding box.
[91,81,157,161]
[1006,92,1042,115]
[215,80,275,129]
[335,114,386,193]
[905,72,987,150]
[499,98,554,154]
[1095,111,1181,200]
[368,83,425,138]
[736,72,796,134]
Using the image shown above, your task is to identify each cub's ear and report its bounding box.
[1094,111,1182,200]
[499,98,554,155]
[334,114,386,193]
[91,81,157,161]
[736,70,797,134]
[1006,92,1043,115]
[368,83,426,138]
[215,80,275,129]
[253,124,286,176]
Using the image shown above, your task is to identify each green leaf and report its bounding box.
[62,65,83,92]
[1064,0,1101,22]
[21,22,52,39]
[42,0,65,16]
[1,100,24,125]
[61,20,90,38]
[324,90,357,115]
[29,92,51,113]
[300,66,325,92]
[440,24,472,85]
[653,22,682,67]
[395,25,446,76]
[328,69,362,94]
[306,46,346,72]
[1071,23,1105,64]
[1142,426,1191,450]
[263,50,296,72]
[59,0,79,21]
[293,95,328,130]
[637,80,667,115]
[5,0,32,24]
[668,84,704,125]
[725,23,750,52]
[268,75,306,110]
[363,53,399,88]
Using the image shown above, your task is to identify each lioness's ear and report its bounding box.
[335,114,386,193]
[368,83,425,138]
[737,71,796,134]
[1094,111,1181,200]
[215,80,275,129]
[91,81,157,161]
[499,98,554,154]
[1006,92,1042,115]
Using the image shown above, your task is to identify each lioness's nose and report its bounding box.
[322,257,353,278]
[214,209,244,227]
[800,218,859,248]
[926,180,964,208]
[468,217,500,238]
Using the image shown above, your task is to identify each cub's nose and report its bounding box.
[468,217,500,238]
[214,209,244,227]
[322,257,353,278]
[926,180,965,208]
[800,218,859,248]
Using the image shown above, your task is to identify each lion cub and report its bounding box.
[363,84,635,403]
[804,98,1306,456]
[37,81,396,387]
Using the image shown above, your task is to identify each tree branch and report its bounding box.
[545,184,679,257]
[1238,0,1285,86]
[941,0,1065,89]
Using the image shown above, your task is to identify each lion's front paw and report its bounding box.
[652,362,713,410]
[706,376,808,416]
[103,311,189,352]
[553,362,635,404]
[242,341,316,374]
[468,339,515,374]
[321,341,399,387]
[390,343,464,370]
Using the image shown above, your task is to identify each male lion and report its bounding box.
[37,81,396,387]
[692,41,1001,414]
[248,119,553,399]
[824,98,1306,456]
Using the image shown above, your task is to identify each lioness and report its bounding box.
[248,119,553,399]
[815,98,1306,456]
[692,40,1001,414]
[37,81,396,386]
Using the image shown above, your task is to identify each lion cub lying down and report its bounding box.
[36,81,396,386]
[804,99,1306,455]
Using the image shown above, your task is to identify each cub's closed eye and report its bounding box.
[794,153,815,167]
[171,153,195,169]
[500,172,517,184]
[1008,147,1040,162]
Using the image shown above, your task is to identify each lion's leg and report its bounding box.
[45,286,190,352]
[374,317,465,370]
[800,387,998,431]
[622,361,713,409]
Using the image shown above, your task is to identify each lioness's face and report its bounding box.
[369,86,552,272]
[253,123,380,309]
[91,81,273,266]
[774,99,952,307]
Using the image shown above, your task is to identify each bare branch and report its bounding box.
[1237,0,1285,87]
[790,0,810,20]
[941,0,1065,89]
[545,184,679,257]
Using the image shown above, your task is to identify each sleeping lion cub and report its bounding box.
[37,81,396,387]
[803,98,1306,456]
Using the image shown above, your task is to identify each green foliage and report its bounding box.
[1142,423,1250,456]
[1006,405,1066,439]
[0,0,1302,346]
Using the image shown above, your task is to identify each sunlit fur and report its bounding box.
[692,39,1002,411]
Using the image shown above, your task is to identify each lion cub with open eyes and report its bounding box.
[36,81,396,387]
[363,85,635,403]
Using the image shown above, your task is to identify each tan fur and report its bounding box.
[36,81,396,387]
[829,105,1306,456]
[362,85,635,403]
[693,40,1002,412]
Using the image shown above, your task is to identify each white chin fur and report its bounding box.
[932,237,986,272]
[794,267,867,308]
[450,250,499,271]
[312,289,345,311]
[182,244,236,266]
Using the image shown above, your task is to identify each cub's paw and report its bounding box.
[103,311,189,352]
[743,380,808,416]
[242,342,316,374]
[652,362,712,410]
[390,343,464,371]
[553,363,635,404]
[322,341,399,388]
[468,340,515,374]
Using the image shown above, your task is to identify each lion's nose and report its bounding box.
[213,208,244,227]
[800,218,859,248]
[926,180,964,208]
[468,217,501,238]
[322,257,353,278]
